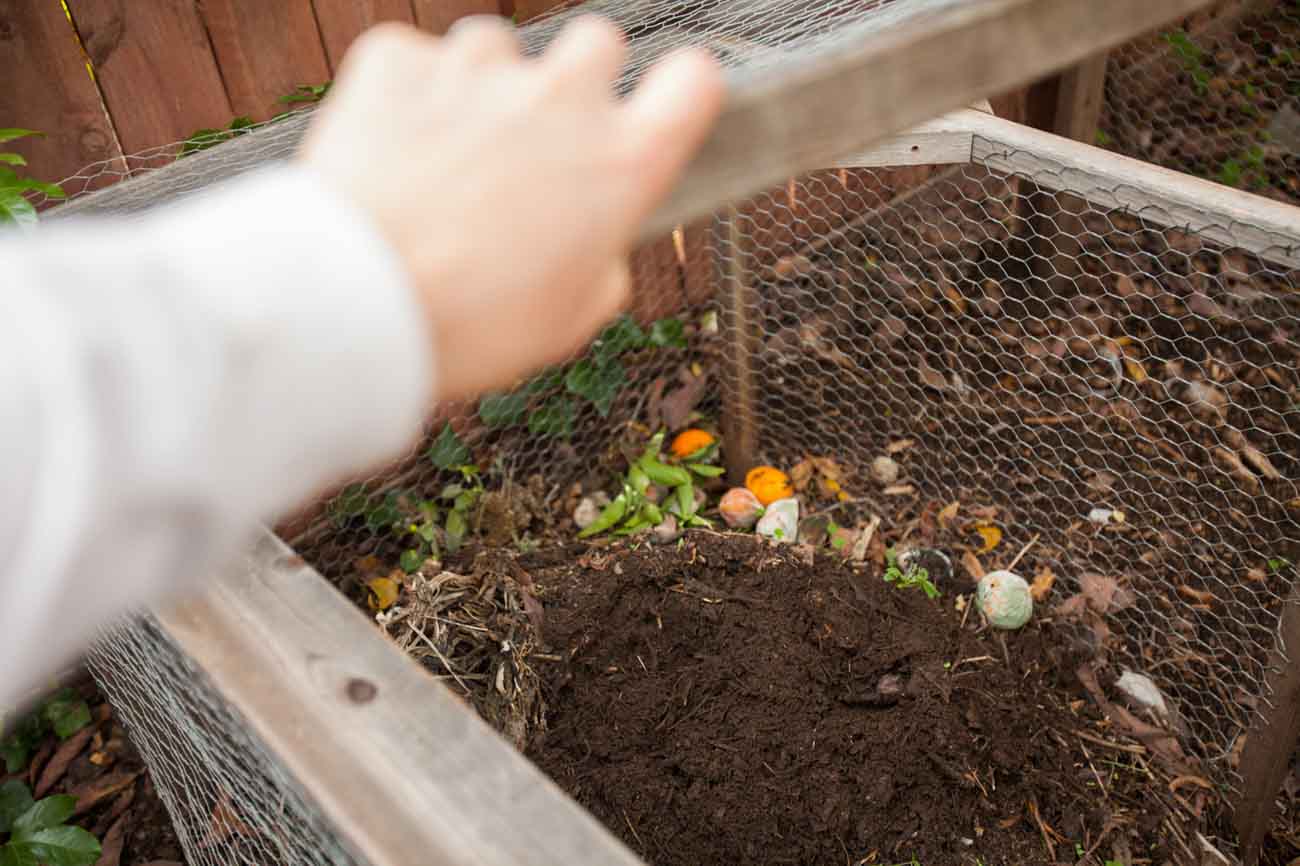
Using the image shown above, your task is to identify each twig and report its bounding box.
[1006,531,1041,572]
[622,810,645,851]
[1078,739,1111,803]
[1073,728,1147,755]
[1027,797,1064,858]
[851,514,882,562]
[405,620,473,695]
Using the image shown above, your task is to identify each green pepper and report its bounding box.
[640,457,692,488]
[578,492,628,538]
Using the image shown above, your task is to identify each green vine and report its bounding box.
[0,129,66,229]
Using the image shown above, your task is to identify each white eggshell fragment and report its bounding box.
[871,455,901,485]
[1116,669,1168,720]
[975,569,1033,630]
[756,497,799,544]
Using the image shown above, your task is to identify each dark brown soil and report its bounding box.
[2,676,186,866]
[517,532,1126,866]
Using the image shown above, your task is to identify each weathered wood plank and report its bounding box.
[411,0,506,34]
[66,0,233,159]
[156,526,645,866]
[197,0,331,121]
[639,0,1220,243]
[311,0,414,71]
[1050,53,1108,143]
[0,0,125,191]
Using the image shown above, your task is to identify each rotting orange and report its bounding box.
[670,428,716,459]
[745,465,793,506]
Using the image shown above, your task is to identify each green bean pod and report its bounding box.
[578,492,628,538]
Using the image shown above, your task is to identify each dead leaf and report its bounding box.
[967,504,1000,522]
[70,770,139,816]
[788,458,814,493]
[974,524,1002,553]
[940,279,967,315]
[101,784,136,827]
[1178,585,1216,606]
[1054,594,1089,618]
[1240,443,1283,481]
[1124,357,1148,383]
[886,438,915,454]
[653,365,711,431]
[93,814,127,866]
[366,576,400,611]
[35,725,95,797]
[918,359,949,391]
[937,501,960,527]
[354,554,385,578]
[1246,568,1268,583]
[1078,572,1135,614]
[201,790,256,848]
[882,484,915,496]
[962,550,985,581]
[1030,566,1056,602]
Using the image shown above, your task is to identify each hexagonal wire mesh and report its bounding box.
[1100,0,1300,205]
[31,2,1297,864]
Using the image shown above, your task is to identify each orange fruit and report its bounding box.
[745,466,793,506]
[719,487,763,528]
[670,428,716,459]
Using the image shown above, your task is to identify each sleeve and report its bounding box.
[0,162,434,711]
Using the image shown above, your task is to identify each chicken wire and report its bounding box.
[1100,0,1300,206]
[22,1,1293,863]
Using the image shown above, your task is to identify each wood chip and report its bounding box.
[1239,444,1283,481]
[1178,585,1216,606]
[886,438,915,454]
[882,484,915,496]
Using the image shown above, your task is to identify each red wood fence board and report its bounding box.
[197,0,331,122]
[0,0,124,191]
[311,0,414,72]
[67,0,232,159]
[410,0,505,34]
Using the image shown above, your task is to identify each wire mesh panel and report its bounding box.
[1100,0,1300,205]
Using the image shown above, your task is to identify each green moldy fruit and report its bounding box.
[975,569,1033,630]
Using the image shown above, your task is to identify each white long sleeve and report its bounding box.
[0,163,434,711]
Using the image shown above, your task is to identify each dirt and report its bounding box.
[2,675,186,866]
[512,532,1141,866]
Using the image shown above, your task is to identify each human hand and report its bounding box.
[297,15,724,403]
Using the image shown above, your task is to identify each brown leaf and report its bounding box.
[1177,585,1216,606]
[69,770,139,816]
[882,484,915,496]
[918,359,949,391]
[26,740,54,788]
[35,725,95,797]
[937,500,960,527]
[658,367,711,431]
[886,438,915,454]
[788,458,814,493]
[1030,566,1056,602]
[973,524,1002,553]
[1087,471,1118,493]
[93,814,127,866]
[366,576,400,611]
[201,790,256,848]
[101,784,136,827]
[1246,568,1268,583]
[1078,572,1135,614]
[961,550,985,581]
[1240,443,1283,481]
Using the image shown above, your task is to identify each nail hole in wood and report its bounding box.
[346,678,377,703]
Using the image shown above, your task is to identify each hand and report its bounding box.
[297,15,724,403]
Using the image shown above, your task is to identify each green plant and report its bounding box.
[0,129,65,229]
[0,780,101,866]
[1094,128,1111,147]
[279,82,332,104]
[1269,556,1293,573]
[578,429,721,539]
[1164,29,1211,94]
[179,116,255,157]
[1,689,92,774]
[477,314,688,439]
[882,547,939,599]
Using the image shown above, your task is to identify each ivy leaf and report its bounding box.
[428,424,470,470]
[0,780,34,834]
[593,315,646,362]
[11,795,76,839]
[0,153,26,166]
[0,192,37,230]
[0,129,41,145]
[42,691,91,740]
[445,509,468,544]
[522,366,565,396]
[649,318,687,349]
[399,549,424,574]
[329,484,370,522]
[363,491,404,533]
[9,825,102,866]
[0,843,38,866]
[528,397,574,438]
[478,392,528,428]
[565,359,624,417]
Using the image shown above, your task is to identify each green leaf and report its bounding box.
[330,483,370,522]
[10,826,102,866]
[592,315,646,361]
[1,737,30,775]
[686,463,725,477]
[399,548,424,573]
[0,780,34,834]
[43,692,91,740]
[0,154,26,167]
[565,359,625,417]
[428,424,470,470]
[0,129,41,145]
[648,318,687,349]
[363,492,404,533]
[445,509,468,542]
[25,180,64,200]
[0,843,38,866]
[522,366,564,395]
[0,193,37,230]
[528,397,574,438]
[11,795,76,839]
[478,392,528,428]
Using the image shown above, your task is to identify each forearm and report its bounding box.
[0,163,432,709]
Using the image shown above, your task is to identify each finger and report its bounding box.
[444,14,520,65]
[619,47,726,217]
[540,15,628,95]
[565,258,633,357]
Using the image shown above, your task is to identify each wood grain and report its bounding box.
[66,0,233,158]
[0,0,125,191]
[155,527,645,866]
[311,0,414,71]
[638,0,1219,244]
[411,0,505,34]
[1049,53,1109,143]
[197,0,331,121]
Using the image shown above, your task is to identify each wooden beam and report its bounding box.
[637,0,1219,243]
[154,526,645,866]
[0,0,125,193]
[65,0,233,159]
[311,0,415,72]
[1050,54,1109,143]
